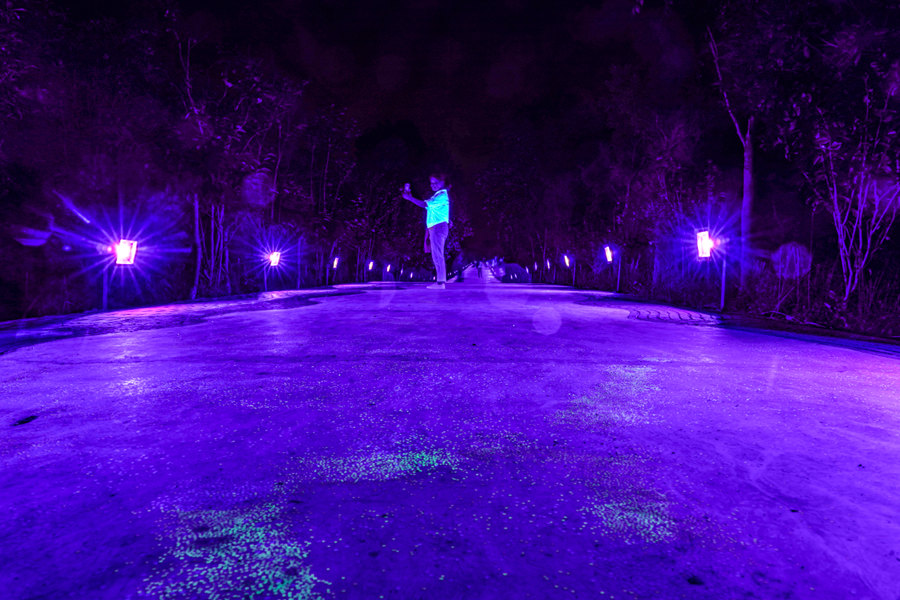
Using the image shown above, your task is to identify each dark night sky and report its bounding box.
[78,0,716,176]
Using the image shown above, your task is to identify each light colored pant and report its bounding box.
[428,222,449,283]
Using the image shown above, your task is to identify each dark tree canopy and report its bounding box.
[1,0,898,335]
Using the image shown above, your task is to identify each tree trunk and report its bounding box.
[272,122,282,223]
[708,30,753,293]
[224,246,232,295]
[216,204,226,291]
[297,237,303,289]
[309,144,316,213]
[191,193,201,300]
[652,244,659,293]
[212,205,220,290]
[740,117,754,291]
[541,228,547,283]
[117,176,124,238]
[322,140,331,216]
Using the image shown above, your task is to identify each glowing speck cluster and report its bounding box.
[139,505,329,600]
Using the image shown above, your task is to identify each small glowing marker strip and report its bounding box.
[564,255,570,267]
[697,231,714,258]
[333,257,339,269]
[546,259,551,269]
[368,261,374,270]
[268,251,281,267]
[115,240,137,265]
[387,264,391,272]
[605,245,613,263]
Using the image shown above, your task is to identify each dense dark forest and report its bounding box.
[1,0,898,336]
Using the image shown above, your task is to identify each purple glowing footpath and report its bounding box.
[2,274,899,599]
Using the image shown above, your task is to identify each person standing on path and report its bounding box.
[401,173,451,290]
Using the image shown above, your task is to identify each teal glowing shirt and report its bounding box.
[425,189,450,228]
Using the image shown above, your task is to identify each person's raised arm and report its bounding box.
[400,183,426,208]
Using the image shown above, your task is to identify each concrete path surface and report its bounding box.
[2,277,900,599]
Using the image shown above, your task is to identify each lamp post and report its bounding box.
[330,256,339,286]
[697,230,726,311]
[103,240,138,310]
[564,254,575,287]
[264,251,281,291]
[605,245,621,293]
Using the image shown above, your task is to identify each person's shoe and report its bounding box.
[426,283,446,290]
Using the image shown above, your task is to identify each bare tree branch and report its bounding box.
[707,27,747,147]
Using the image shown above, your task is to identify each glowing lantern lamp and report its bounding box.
[115,240,137,265]
[604,245,613,263]
[697,231,714,259]
[268,251,281,267]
